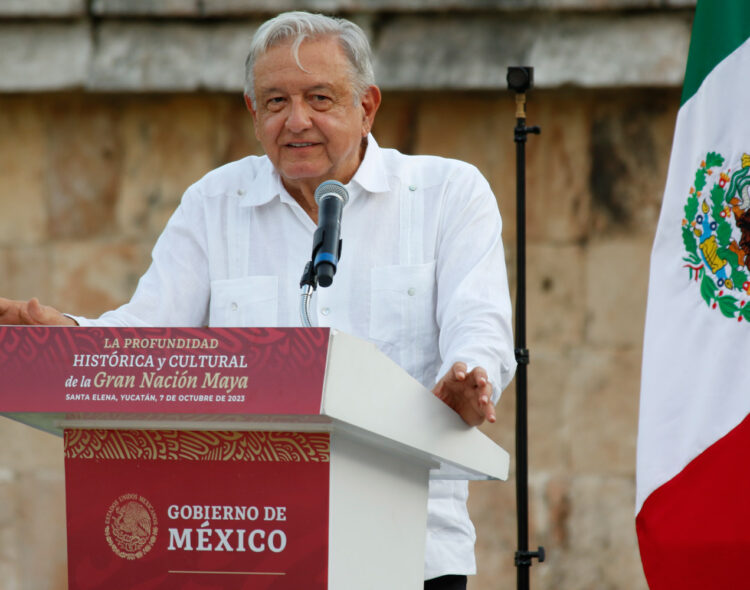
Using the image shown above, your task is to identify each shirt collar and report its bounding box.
[348,134,392,195]
[239,157,285,208]
[238,133,391,208]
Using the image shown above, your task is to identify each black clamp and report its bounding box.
[514,347,530,365]
[515,546,546,567]
[299,261,317,291]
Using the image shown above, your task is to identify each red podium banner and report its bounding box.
[0,326,334,589]
[65,429,330,589]
[0,326,329,416]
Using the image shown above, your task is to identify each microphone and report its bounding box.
[312,180,349,287]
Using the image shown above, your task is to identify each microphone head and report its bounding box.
[314,180,349,206]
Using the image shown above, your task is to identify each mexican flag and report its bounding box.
[636,2,750,588]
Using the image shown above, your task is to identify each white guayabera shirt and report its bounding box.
[75,135,516,579]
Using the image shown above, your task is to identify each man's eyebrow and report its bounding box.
[307,84,334,93]
[257,86,285,97]
[258,84,336,97]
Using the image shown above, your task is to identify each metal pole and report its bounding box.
[507,70,544,590]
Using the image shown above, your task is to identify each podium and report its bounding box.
[0,326,509,589]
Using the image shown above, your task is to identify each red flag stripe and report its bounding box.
[637,412,750,589]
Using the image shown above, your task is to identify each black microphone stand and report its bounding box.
[506,66,544,590]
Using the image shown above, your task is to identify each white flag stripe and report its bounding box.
[636,36,750,514]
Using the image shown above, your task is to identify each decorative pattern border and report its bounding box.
[64,429,330,463]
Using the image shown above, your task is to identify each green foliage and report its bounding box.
[682,226,698,257]
[717,218,733,246]
[719,246,739,270]
[684,193,699,221]
[695,169,707,193]
[705,152,724,168]
[732,267,748,289]
[709,185,732,247]
[717,293,739,318]
[711,183,725,209]
[683,252,701,266]
[700,273,716,306]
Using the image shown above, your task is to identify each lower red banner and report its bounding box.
[64,429,330,590]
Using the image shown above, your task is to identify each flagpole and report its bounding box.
[506,66,544,590]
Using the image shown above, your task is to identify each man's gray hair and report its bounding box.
[244,11,375,107]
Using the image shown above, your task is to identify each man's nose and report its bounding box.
[285,98,313,133]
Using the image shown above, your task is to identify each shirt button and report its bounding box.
[409,185,417,191]
[321,307,330,316]
[231,302,239,311]
[237,189,245,196]
[407,288,416,296]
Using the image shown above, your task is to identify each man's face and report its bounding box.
[247,36,380,200]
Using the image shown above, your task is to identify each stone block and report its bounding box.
[0,472,67,590]
[375,13,690,91]
[91,0,200,15]
[90,23,206,91]
[527,245,586,347]
[0,481,21,590]
[371,91,419,156]
[375,16,524,91]
[529,14,692,88]
[0,420,62,473]
[0,0,85,16]
[50,241,152,316]
[566,348,641,476]
[589,89,680,238]
[198,0,695,14]
[524,92,592,244]
[467,478,517,589]
[0,98,48,245]
[45,96,123,240]
[523,347,576,471]
[550,475,647,590]
[115,96,219,239]
[215,95,265,164]
[2,247,53,302]
[15,472,68,590]
[89,22,254,91]
[585,238,652,347]
[202,23,257,91]
[0,562,19,590]
[0,23,91,91]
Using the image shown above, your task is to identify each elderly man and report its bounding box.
[0,11,515,589]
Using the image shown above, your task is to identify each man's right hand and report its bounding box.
[0,298,76,326]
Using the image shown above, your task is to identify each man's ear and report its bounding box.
[360,85,382,136]
[244,94,256,118]
[244,94,261,141]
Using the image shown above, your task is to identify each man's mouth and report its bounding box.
[287,142,317,148]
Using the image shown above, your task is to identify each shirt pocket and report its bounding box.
[209,276,278,327]
[369,261,437,346]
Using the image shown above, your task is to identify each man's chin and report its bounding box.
[280,166,333,185]
[279,170,333,197]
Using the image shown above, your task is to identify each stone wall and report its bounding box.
[1,0,693,92]
[0,1,692,589]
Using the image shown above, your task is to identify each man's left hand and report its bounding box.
[432,362,496,427]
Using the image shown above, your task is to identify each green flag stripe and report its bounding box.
[681,0,750,106]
